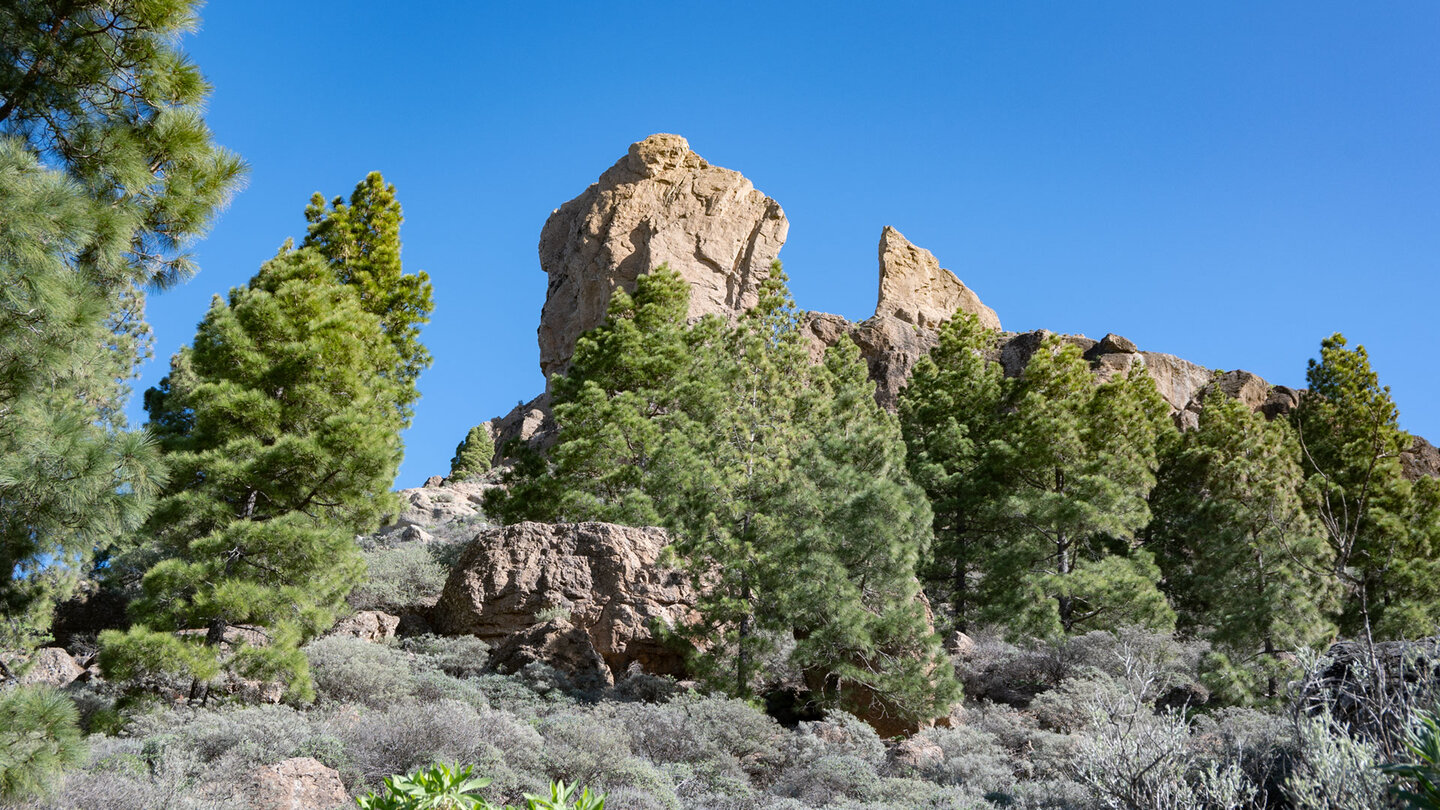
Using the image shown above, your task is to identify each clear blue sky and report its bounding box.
[128,1,1440,487]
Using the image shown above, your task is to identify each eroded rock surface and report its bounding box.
[432,522,695,677]
[876,226,1000,331]
[329,610,400,643]
[232,757,349,810]
[538,133,788,379]
[488,617,615,689]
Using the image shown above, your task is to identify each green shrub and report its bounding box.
[355,763,607,810]
[335,699,503,787]
[1384,707,1440,809]
[404,634,492,679]
[352,544,450,613]
[1286,711,1393,809]
[0,685,87,802]
[305,636,416,707]
[772,754,882,805]
[450,425,495,480]
[356,762,493,809]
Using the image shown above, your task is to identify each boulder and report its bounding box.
[329,611,400,643]
[382,478,487,532]
[488,617,615,689]
[5,647,84,687]
[888,735,945,775]
[1093,333,1139,355]
[233,757,348,810]
[537,133,788,379]
[432,522,696,677]
[875,226,1000,331]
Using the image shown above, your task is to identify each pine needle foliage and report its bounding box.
[1292,333,1440,639]
[0,685,87,802]
[488,264,957,723]
[1148,387,1337,698]
[1,0,241,647]
[303,172,434,418]
[102,248,406,701]
[451,425,495,481]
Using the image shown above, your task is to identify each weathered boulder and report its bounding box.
[231,757,349,810]
[875,226,1000,331]
[3,647,84,687]
[488,617,615,689]
[888,735,945,775]
[329,610,400,643]
[1298,637,1440,741]
[432,522,695,677]
[537,133,788,379]
[382,478,488,532]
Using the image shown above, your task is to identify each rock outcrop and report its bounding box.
[489,133,1434,475]
[381,478,491,533]
[800,227,1002,408]
[1,647,85,687]
[537,133,788,379]
[329,610,400,643]
[488,617,616,689]
[229,757,349,810]
[432,522,695,677]
[875,226,1000,331]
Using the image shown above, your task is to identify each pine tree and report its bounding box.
[791,336,959,723]
[0,141,165,647]
[1291,333,1440,639]
[303,173,434,416]
[449,425,495,481]
[980,337,1175,638]
[100,248,404,701]
[1148,388,1336,697]
[898,312,1008,630]
[0,685,86,802]
[489,264,956,722]
[0,0,241,644]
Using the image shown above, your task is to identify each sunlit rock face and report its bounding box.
[537,133,788,380]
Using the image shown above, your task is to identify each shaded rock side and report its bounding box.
[538,133,788,379]
[876,226,1000,331]
[488,617,615,689]
[432,521,695,676]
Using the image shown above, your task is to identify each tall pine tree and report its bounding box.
[0,0,241,647]
[1148,388,1336,697]
[488,265,956,723]
[979,337,1175,638]
[1291,333,1440,639]
[898,312,1007,631]
[101,248,404,701]
[303,173,433,416]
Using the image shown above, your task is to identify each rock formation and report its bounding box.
[875,226,1000,331]
[228,757,349,810]
[432,521,696,678]
[488,617,616,689]
[488,133,1434,473]
[537,133,788,379]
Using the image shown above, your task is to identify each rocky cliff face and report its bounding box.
[493,134,1432,475]
[537,133,788,380]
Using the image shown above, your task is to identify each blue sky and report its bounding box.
[130,2,1440,487]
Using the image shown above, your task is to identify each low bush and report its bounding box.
[351,544,450,613]
[404,633,492,679]
[304,636,415,708]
